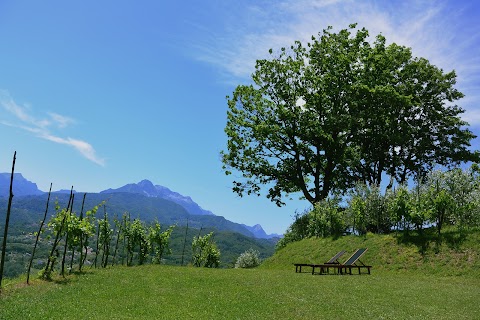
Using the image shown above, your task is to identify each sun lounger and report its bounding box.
[339,248,372,275]
[311,248,372,275]
[294,250,346,273]
[325,250,346,264]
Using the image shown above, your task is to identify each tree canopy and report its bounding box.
[222,24,479,206]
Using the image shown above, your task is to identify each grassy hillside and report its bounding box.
[262,228,480,276]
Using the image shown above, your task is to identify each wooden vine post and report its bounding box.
[42,187,73,279]
[111,215,121,266]
[181,218,189,266]
[0,151,16,289]
[61,193,75,277]
[27,183,53,284]
[93,219,101,268]
[77,193,87,272]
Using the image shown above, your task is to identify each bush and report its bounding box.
[308,198,345,238]
[235,248,261,268]
[192,232,220,268]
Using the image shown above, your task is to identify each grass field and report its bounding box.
[2,230,480,319]
[1,265,480,319]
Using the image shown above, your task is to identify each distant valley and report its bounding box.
[0,173,281,239]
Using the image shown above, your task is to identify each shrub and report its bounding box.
[192,232,220,268]
[308,198,345,238]
[235,248,261,268]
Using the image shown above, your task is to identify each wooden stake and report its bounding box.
[0,151,16,289]
[27,183,52,284]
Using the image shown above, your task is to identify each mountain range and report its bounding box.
[0,173,280,239]
[101,179,215,216]
[0,173,44,196]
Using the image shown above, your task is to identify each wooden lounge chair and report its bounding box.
[294,250,346,273]
[339,248,372,275]
[294,263,312,273]
[311,248,372,275]
[325,250,346,264]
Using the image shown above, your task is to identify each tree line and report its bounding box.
[277,165,480,249]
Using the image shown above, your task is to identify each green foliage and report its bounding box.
[192,232,220,268]
[149,221,174,264]
[164,227,276,267]
[421,168,480,235]
[347,183,391,234]
[0,221,274,278]
[222,24,478,207]
[235,248,261,268]
[279,165,480,247]
[98,209,113,268]
[390,185,411,228]
[277,199,346,250]
[41,201,69,280]
[124,218,149,266]
[308,197,345,238]
[276,210,311,250]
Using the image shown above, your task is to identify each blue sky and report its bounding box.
[1,0,479,234]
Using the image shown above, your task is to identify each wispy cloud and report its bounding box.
[0,90,105,166]
[47,112,75,129]
[192,0,480,124]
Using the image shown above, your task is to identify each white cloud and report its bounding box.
[192,0,480,124]
[0,90,37,124]
[48,112,75,129]
[0,91,105,166]
[463,109,480,128]
[41,133,105,166]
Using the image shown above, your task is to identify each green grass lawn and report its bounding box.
[2,230,480,319]
[1,265,479,319]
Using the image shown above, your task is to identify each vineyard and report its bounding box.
[0,152,275,287]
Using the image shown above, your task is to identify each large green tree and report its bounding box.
[222,24,478,207]
[354,35,477,187]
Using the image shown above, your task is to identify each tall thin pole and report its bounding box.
[78,193,87,272]
[181,219,189,266]
[0,151,16,288]
[61,193,75,276]
[27,183,52,284]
